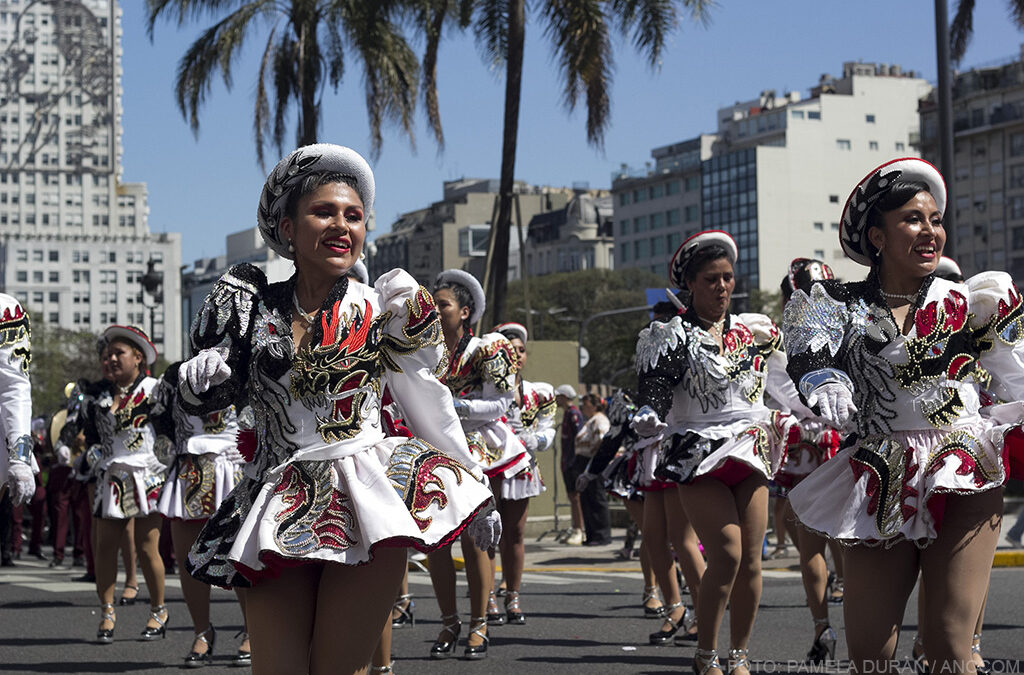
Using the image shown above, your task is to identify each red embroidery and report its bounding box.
[915,301,938,337]
[237,429,257,462]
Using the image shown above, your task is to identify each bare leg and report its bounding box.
[497,497,529,595]
[310,547,407,675]
[972,590,989,672]
[120,521,138,601]
[460,531,491,646]
[843,541,919,673]
[625,499,661,613]
[371,617,393,671]
[725,475,769,661]
[828,538,845,602]
[171,519,211,654]
[796,526,830,643]
[771,496,789,553]
[668,486,705,628]
[919,490,1001,675]
[390,566,411,622]
[246,563,319,674]
[643,490,686,634]
[427,546,459,641]
[94,517,128,632]
[234,588,250,658]
[134,513,166,630]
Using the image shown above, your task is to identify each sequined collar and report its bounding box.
[863,269,936,337]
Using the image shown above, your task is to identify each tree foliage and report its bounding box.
[28,320,101,418]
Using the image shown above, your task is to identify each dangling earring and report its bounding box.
[287,240,295,253]
[359,251,366,261]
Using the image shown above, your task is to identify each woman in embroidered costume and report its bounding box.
[0,293,35,508]
[773,259,845,664]
[64,325,171,644]
[783,158,1017,674]
[155,366,249,667]
[632,230,797,675]
[491,322,556,625]
[426,269,519,659]
[178,145,498,674]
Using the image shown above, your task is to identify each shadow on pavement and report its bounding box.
[0,662,168,673]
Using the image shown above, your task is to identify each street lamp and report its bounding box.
[139,258,163,341]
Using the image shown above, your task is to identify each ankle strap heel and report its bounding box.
[140,604,168,641]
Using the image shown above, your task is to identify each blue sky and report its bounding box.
[122,2,1024,266]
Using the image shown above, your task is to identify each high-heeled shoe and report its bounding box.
[972,633,989,675]
[183,625,216,668]
[504,590,525,625]
[806,620,836,664]
[232,630,251,667]
[827,575,844,605]
[96,603,116,644]
[728,648,751,675]
[119,584,139,606]
[392,593,415,628]
[673,607,698,645]
[693,648,720,675]
[486,590,506,626]
[139,604,169,640]
[649,601,685,644]
[643,585,666,618]
[912,635,929,674]
[430,613,462,659]
[463,616,488,660]
[370,666,393,673]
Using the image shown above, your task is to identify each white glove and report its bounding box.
[575,471,597,493]
[452,399,470,420]
[519,433,538,453]
[55,444,72,466]
[806,383,857,430]
[180,349,231,394]
[467,506,502,550]
[631,405,667,438]
[7,462,35,506]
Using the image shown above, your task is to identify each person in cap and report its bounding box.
[154,368,249,667]
[424,268,518,658]
[783,158,1022,674]
[61,324,171,645]
[177,145,498,674]
[490,322,557,624]
[773,258,846,664]
[632,229,800,675]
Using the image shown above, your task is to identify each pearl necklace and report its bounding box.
[292,291,317,327]
[879,288,919,304]
[697,314,726,338]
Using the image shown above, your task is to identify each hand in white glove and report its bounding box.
[467,506,502,551]
[519,433,538,454]
[575,471,596,493]
[806,383,857,430]
[7,461,35,506]
[452,399,470,420]
[180,349,231,395]
[55,444,72,466]
[631,405,667,438]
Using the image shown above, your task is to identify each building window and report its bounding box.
[813,222,824,231]
[1011,196,1024,220]
[667,208,681,226]
[619,243,629,262]
[32,250,43,262]
[634,215,648,233]
[814,249,825,258]
[650,212,665,229]
[48,312,59,324]
[807,111,821,120]
[666,181,680,195]
[49,271,58,283]
[457,224,490,258]
[869,141,879,151]
[866,114,876,123]
[619,193,630,207]
[831,222,840,231]
[633,188,647,203]
[48,292,58,303]
[15,271,27,283]
[48,250,58,262]
[836,139,851,150]
[895,142,906,151]
[32,292,43,305]
[684,205,699,223]
[652,236,666,255]
[619,220,629,236]
[1011,164,1024,188]
[685,176,699,191]
[650,184,665,199]
[792,110,805,119]
[32,271,42,282]
[15,249,27,261]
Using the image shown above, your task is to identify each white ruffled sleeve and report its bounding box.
[968,271,1024,403]
[376,269,483,477]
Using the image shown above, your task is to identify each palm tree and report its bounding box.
[146,0,426,168]
[466,0,714,322]
[950,0,1024,63]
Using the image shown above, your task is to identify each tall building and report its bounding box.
[919,45,1024,280]
[614,62,931,290]
[0,0,182,359]
[523,190,615,276]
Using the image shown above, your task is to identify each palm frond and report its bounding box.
[324,15,345,89]
[610,0,677,68]
[950,0,976,64]
[473,0,509,69]
[421,2,449,148]
[542,0,612,148]
[173,0,273,134]
[272,30,298,158]
[253,25,278,170]
[1008,0,1024,29]
[145,0,256,39]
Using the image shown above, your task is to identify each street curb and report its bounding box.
[993,550,1024,567]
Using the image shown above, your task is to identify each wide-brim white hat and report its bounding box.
[102,325,157,366]
[493,322,528,344]
[668,230,738,289]
[840,157,946,267]
[934,255,963,280]
[257,144,375,260]
[434,269,486,324]
[554,384,577,399]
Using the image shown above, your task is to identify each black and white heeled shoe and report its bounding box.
[183,625,216,668]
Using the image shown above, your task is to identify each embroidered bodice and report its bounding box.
[182,264,479,479]
[783,271,1024,436]
[69,374,167,469]
[440,332,518,430]
[0,293,31,458]
[506,380,556,454]
[636,310,794,430]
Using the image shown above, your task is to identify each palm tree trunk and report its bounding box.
[297,16,318,146]
[489,0,525,324]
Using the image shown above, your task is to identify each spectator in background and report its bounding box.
[555,385,586,545]
[574,393,612,546]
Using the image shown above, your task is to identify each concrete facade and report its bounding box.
[613,62,932,290]
[0,0,182,358]
[920,46,1024,280]
[523,191,615,277]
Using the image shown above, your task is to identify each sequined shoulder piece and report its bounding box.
[193,263,268,349]
[636,316,687,373]
[606,390,638,426]
[783,281,849,358]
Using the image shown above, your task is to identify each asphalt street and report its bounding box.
[0,539,1022,674]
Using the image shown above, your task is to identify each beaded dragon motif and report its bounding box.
[0,303,31,373]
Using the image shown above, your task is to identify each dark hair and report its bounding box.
[651,300,680,322]
[865,179,933,262]
[581,393,606,413]
[780,275,794,303]
[284,171,360,220]
[432,280,476,331]
[684,244,733,282]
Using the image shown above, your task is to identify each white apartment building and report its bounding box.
[614,61,932,290]
[0,0,182,359]
[523,191,615,276]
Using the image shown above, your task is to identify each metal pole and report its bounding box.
[935,0,956,257]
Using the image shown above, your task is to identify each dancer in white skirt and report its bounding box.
[71,325,170,644]
[0,293,34,507]
[180,145,499,674]
[491,322,556,625]
[426,269,518,658]
[632,230,797,675]
[155,364,249,667]
[784,158,1022,674]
